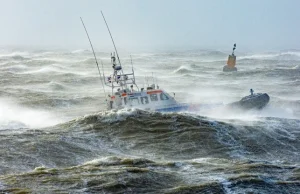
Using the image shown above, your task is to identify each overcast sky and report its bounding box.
[0,0,299,51]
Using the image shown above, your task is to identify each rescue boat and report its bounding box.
[104,53,190,112]
[81,13,191,112]
[226,92,270,110]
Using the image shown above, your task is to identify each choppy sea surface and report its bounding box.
[0,48,300,193]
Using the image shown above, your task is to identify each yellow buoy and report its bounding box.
[227,54,236,68]
[223,43,237,72]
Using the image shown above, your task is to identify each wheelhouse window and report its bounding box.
[140,96,149,104]
[129,97,139,106]
[150,94,158,101]
[160,93,169,100]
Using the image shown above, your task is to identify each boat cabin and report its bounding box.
[107,86,176,110]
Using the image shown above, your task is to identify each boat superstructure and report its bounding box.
[104,53,189,112]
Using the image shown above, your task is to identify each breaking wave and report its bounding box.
[0,109,299,193]
[172,65,193,74]
[239,51,300,61]
[0,99,63,130]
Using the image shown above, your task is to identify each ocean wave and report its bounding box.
[198,50,227,57]
[22,66,64,74]
[268,68,300,79]
[0,109,299,192]
[172,65,193,74]
[0,51,30,58]
[1,154,299,193]
[0,64,29,73]
[71,49,90,54]
[239,51,300,61]
[47,81,67,90]
[0,121,28,131]
[0,55,29,61]
[282,79,300,86]
[79,57,100,64]
[20,64,88,76]
[0,99,63,130]
[68,109,300,161]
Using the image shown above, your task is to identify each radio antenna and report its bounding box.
[101,11,122,68]
[130,55,134,71]
[80,17,107,99]
[100,60,106,85]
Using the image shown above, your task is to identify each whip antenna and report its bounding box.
[80,17,107,99]
[101,11,122,68]
[100,60,106,84]
[130,55,134,71]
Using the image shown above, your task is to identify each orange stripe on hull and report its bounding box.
[147,90,162,95]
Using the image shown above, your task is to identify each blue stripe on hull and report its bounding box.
[155,105,189,112]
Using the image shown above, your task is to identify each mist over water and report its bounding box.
[0,48,300,193]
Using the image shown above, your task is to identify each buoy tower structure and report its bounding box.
[223,43,237,72]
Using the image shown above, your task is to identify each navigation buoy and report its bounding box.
[223,43,237,72]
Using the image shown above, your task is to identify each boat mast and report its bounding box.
[100,11,138,94]
[80,17,107,100]
[101,11,130,92]
[101,12,123,71]
[130,55,139,90]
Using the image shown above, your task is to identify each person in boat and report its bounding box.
[115,89,122,107]
[108,95,114,109]
[130,85,134,92]
[112,55,116,63]
[250,88,254,96]
[110,100,113,109]
[123,90,127,104]
[141,96,149,104]
[116,75,121,84]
